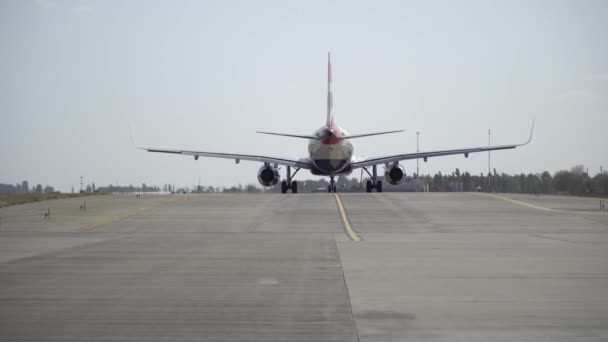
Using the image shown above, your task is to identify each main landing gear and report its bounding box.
[327,175,337,193]
[363,165,383,193]
[281,166,300,194]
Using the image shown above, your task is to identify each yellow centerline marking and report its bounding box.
[334,193,361,242]
[78,198,179,231]
[473,192,605,215]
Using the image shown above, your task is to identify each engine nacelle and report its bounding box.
[384,164,405,185]
[257,165,280,187]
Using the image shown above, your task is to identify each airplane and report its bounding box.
[139,53,534,193]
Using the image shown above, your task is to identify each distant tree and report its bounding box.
[44,185,55,193]
[570,165,585,175]
[540,171,552,193]
[0,183,17,193]
[337,175,348,188]
[592,172,608,194]
[34,184,43,193]
[22,180,29,193]
[518,173,526,192]
[583,173,593,193]
[553,169,584,193]
[245,184,261,193]
[15,181,26,193]
[424,175,434,191]
[524,174,540,193]
[462,172,472,191]
[433,172,444,191]
[351,177,361,191]
[502,174,519,193]
[477,173,485,191]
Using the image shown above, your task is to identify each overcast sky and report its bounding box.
[1,0,607,191]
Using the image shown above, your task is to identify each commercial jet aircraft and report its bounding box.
[140,54,534,193]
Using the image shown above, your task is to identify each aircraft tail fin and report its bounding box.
[326,52,333,127]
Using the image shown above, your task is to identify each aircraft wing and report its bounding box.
[142,148,311,169]
[352,122,534,170]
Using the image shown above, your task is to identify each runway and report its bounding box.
[0,193,607,341]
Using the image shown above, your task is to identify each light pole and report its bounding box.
[416,131,420,177]
[416,131,420,192]
[488,130,491,192]
[80,176,83,193]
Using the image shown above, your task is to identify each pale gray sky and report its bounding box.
[1,0,607,191]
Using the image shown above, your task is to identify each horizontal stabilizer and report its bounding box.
[256,131,318,139]
[343,130,404,139]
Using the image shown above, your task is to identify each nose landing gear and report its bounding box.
[328,175,337,193]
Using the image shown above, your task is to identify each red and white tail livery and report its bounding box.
[327,52,333,127]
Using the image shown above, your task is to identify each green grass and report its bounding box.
[0,193,103,208]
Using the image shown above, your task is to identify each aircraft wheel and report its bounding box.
[376,180,383,193]
[366,180,372,193]
[281,181,288,194]
[291,181,298,194]
[328,185,332,193]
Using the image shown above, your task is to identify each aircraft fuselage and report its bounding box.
[308,123,353,176]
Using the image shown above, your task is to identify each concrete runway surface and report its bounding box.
[0,193,607,341]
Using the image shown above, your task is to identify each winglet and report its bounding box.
[520,120,535,146]
[128,122,143,149]
[129,125,135,146]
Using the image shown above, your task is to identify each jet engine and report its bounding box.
[257,165,280,187]
[384,164,405,185]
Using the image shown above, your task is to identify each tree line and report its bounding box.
[422,165,607,195]
[261,165,607,195]
[96,184,165,193]
[1,165,606,195]
[0,180,55,194]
